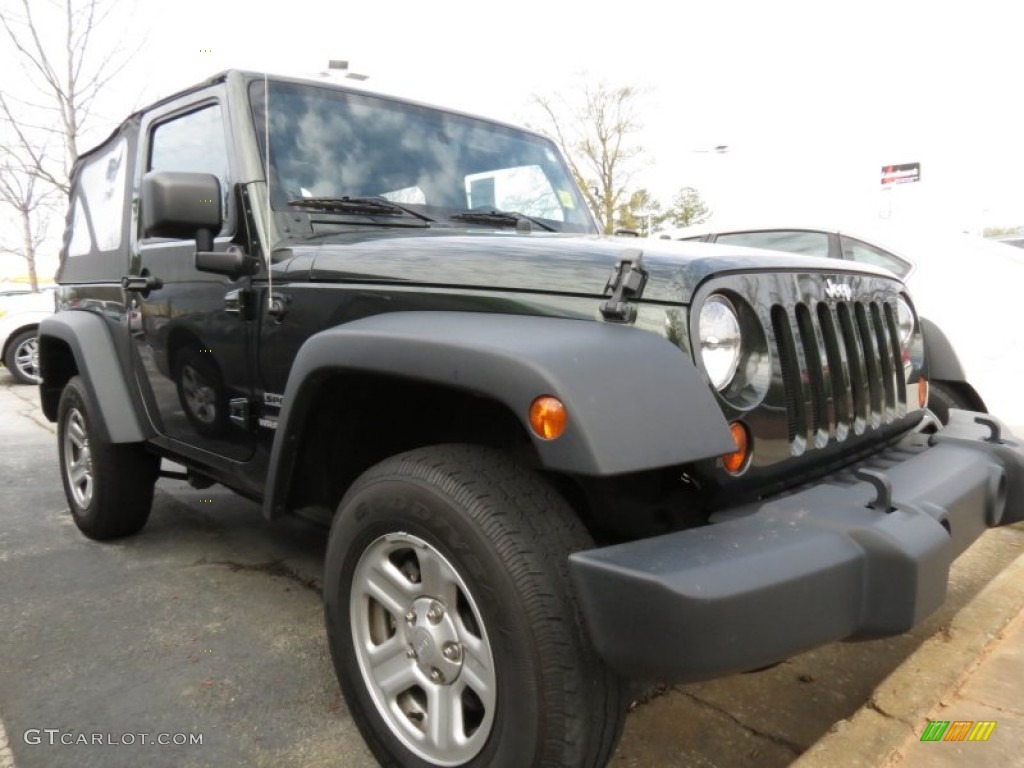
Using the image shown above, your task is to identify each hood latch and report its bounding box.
[600,248,647,323]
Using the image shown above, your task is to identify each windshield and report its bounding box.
[249,80,597,234]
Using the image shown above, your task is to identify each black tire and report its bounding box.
[4,327,40,385]
[57,376,159,540]
[173,347,228,438]
[324,444,627,768]
[928,381,974,425]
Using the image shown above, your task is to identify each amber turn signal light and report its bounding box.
[918,377,929,409]
[722,421,751,474]
[529,396,567,440]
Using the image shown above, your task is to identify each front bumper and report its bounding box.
[569,411,1024,681]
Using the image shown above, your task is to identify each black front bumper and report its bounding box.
[569,411,1024,682]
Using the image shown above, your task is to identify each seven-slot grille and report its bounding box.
[771,298,907,450]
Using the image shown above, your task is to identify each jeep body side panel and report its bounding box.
[38,311,150,443]
[263,311,736,518]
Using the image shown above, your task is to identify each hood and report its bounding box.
[288,229,892,305]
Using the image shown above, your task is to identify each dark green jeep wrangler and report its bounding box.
[38,70,1024,767]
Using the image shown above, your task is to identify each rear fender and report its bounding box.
[38,311,150,443]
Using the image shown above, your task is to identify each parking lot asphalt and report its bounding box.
[1,373,1022,767]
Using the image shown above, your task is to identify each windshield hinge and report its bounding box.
[600,248,647,323]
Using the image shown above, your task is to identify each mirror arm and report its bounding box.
[195,244,251,279]
[196,227,214,253]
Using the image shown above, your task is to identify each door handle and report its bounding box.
[121,274,163,293]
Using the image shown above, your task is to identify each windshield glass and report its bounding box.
[249,80,597,233]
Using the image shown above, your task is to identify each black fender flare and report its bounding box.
[38,311,150,443]
[921,316,966,381]
[263,311,735,519]
[921,316,986,410]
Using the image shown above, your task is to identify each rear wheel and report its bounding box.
[324,444,627,767]
[57,376,159,540]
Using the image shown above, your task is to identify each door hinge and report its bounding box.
[225,288,253,319]
[600,248,647,323]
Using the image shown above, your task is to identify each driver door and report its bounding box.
[130,89,256,462]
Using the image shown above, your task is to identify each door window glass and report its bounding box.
[149,104,230,223]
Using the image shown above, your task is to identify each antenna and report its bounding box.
[264,73,273,309]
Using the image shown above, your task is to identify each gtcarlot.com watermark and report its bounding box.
[23,729,203,747]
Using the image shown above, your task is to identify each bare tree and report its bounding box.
[533,79,646,234]
[0,0,138,287]
[1,0,137,191]
[0,148,58,291]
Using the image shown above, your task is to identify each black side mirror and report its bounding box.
[141,171,222,239]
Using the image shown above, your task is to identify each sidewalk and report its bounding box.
[795,539,1024,767]
[896,607,1024,766]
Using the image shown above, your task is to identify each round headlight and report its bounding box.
[699,295,742,390]
[896,296,915,346]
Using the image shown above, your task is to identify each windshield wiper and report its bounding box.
[288,196,434,224]
[449,209,557,233]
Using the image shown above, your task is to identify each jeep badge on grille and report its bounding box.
[825,278,853,301]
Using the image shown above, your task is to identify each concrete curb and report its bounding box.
[793,545,1024,768]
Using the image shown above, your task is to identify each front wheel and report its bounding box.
[324,445,627,768]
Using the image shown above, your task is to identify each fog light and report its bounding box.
[721,421,751,474]
[529,396,567,440]
[918,377,929,409]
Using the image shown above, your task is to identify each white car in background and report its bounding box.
[653,222,1024,425]
[0,288,55,384]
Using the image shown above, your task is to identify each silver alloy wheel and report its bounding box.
[350,532,497,766]
[63,408,93,508]
[180,365,217,424]
[14,336,40,383]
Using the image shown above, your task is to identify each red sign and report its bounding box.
[881,163,921,186]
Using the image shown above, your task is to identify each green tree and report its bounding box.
[532,79,645,234]
[616,188,662,236]
[664,187,711,229]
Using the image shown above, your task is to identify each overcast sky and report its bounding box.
[3,0,1023,277]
